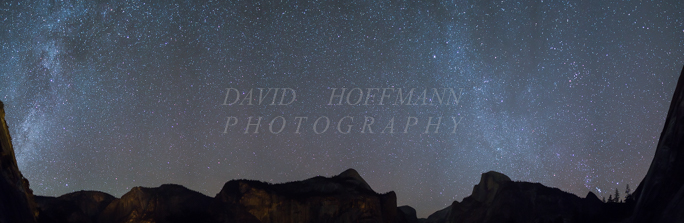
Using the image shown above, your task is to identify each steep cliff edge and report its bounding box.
[630,66,684,222]
[0,100,37,223]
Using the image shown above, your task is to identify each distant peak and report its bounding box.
[471,171,512,204]
[338,168,361,179]
[481,171,511,183]
[336,168,373,191]
[585,191,602,203]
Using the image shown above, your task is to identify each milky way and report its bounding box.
[1,0,683,217]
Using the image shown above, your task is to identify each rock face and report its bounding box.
[630,66,684,223]
[98,184,214,223]
[212,168,401,223]
[35,191,115,223]
[87,169,407,223]
[0,100,37,223]
[424,171,631,223]
[397,206,419,223]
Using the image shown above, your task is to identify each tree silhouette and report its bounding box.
[614,188,621,203]
[625,184,634,202]
[625,184,631,195]
[608,194,614,203]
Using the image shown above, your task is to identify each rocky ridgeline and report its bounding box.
[420,171,632,223]
[35,169,403,223]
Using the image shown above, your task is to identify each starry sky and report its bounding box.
[1,0,683,217]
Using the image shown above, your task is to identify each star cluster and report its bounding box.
[0,0,682,217]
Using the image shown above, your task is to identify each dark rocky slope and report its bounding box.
[38,169,409,223]
[0,100,37,223]
[98,184,214,223]
[630,66,684,222]
[421,171,632,223]
[211,168,401,223]
[35,191,115,223]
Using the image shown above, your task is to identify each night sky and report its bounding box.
[1,0,683,217]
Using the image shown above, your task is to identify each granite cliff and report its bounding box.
[98,184,213,223]
[0,100,37,223]
[35,191,115,223]
[33,169,408,223]
[629,66,684,222]
[211,168,400,223]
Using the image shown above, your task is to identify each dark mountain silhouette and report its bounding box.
[0,100,37,223]
[398,206,420,223]
[35,191,115,223]
[629,66,684,222]
[210,168,401,223]
[98,184,214,223]
[32,169,406,223]
[420,171,632,223]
